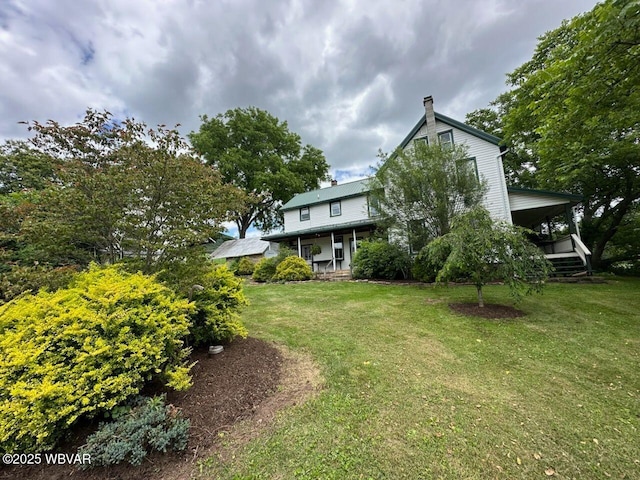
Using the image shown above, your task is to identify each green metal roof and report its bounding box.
[281,178,373,211]
[397,112,503,150]
[262,218,378,241]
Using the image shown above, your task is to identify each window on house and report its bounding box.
[438,130,453,148]
[368,197,380,217]
[300,206,310,221]
[413,137,428,148]
[330,201,341,217]
[334,235,344,260]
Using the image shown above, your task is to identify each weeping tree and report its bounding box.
[424,207,552,307]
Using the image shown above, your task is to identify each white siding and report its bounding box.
[509,192,571,211]
[411,120,512,223]
[283,195,371,233]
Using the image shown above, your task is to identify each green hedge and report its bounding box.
[0,264,193,453]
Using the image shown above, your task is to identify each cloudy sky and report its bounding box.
[2,0,597,185]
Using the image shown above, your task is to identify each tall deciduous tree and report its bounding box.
[425,207,551,307]
[21,110,241,271]
[373,142,487,251]
[189,107,330,238]
[496,0,640,268]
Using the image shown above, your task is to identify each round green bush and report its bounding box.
[0,264,193,453]
[235,257,255,276]
[252,257,277,282]
[352,239,411,280]
[274,256,312,281]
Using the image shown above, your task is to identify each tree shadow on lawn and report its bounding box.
[449,303,526,319]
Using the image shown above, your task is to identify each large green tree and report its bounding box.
[189,107,330,238]
[17,110,240,271]
[483,0,640,268]
[373,142,487,251]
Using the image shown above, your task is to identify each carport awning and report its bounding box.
[508,187,583,228]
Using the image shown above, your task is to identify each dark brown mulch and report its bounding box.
[1,337,283,480]
[449,303,526,319]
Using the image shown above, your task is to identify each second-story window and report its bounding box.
[330,201,341,217]
[300,206,310,221]
[438,130,453,148]
[368,196,380,217]
[413,137,428,148]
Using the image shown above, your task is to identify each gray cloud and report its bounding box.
[1,0,597,177]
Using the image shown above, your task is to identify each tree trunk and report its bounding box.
[477,285,484,308]
[237,217,250,239]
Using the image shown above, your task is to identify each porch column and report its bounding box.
[331,231,336,272]
[297,237,301,257]
[352,229,357,253]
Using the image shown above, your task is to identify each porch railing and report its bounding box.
[321,258,335,275]
[571,234,593,274]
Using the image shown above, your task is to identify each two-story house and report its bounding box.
[263,96,592,276]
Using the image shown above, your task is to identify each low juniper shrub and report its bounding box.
[78,395,190,468]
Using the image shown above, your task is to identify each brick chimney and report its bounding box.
[423,95,437,145]
[331,179,338,186]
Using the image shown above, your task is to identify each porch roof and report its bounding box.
[508,187,583,228]
[262,218,378,242]
[507,186,583,202]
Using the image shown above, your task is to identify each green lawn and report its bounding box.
[201,279,640,479]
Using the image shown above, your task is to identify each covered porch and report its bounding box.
[262,219,378,275]
[508,187,592,275]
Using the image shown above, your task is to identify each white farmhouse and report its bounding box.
[263,96,591,276]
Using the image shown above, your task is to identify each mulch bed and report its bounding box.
[449,303,526,319]
[1,337,283,480]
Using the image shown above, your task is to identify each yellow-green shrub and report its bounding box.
[0,264,193,453]
[274,256,312,281]
[189,264,248,345]
[252,257,277,282]
[235,256,255,276]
